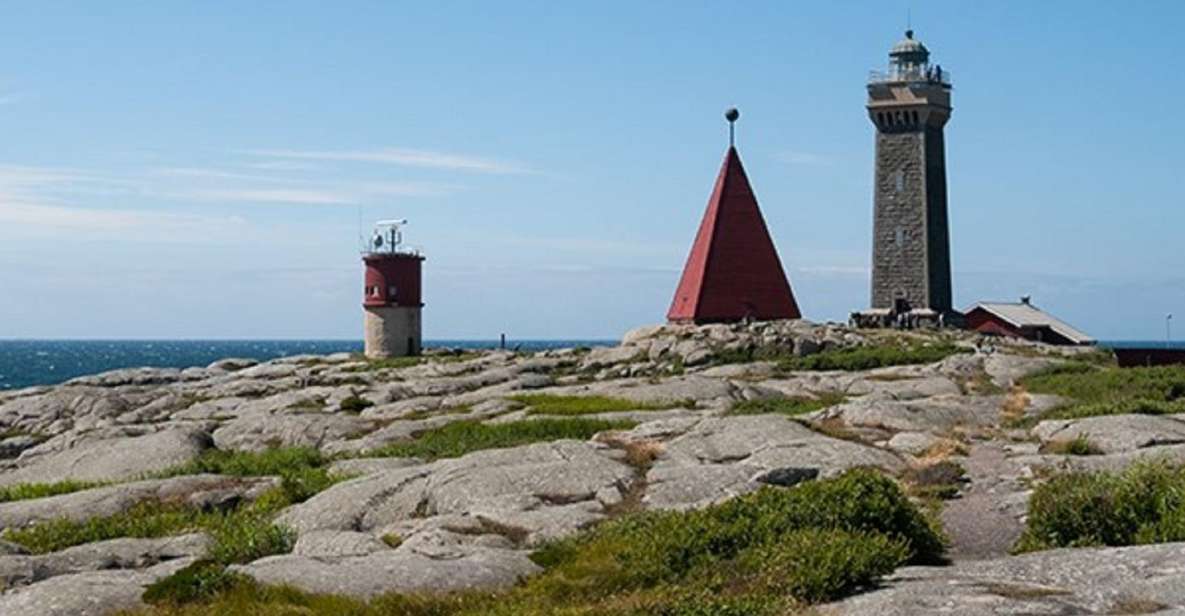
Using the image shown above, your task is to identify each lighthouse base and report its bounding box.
[364,306,422,358]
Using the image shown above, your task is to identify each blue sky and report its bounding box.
[0,1,1182,340]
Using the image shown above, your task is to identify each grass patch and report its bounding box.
[509,394,686,417]
[1040,434,1102,456]
[1024,364,1185,420]
[3,497,294,559]
[161,447,341,507]
[121,469,941,615]
[343,356,423,372]
[367,418,637,461]
[1015,460,1185,552]
[780,342,969,372]
[728,392,846,417]
[0,479,107,503]
[142,560,250,606]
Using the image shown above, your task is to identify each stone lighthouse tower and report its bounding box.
[866,30,955,323]
[362,220,424,358]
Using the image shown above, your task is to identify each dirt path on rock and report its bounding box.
[940,441,1027,560]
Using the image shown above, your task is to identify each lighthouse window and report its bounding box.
[894,170,905,193]
[895,227,906,246]
[388,285,398,298]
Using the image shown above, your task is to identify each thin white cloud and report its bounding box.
[0,162,460,208]
[246,147,535,175]
[0,199,246,235]
[178,188,358,205]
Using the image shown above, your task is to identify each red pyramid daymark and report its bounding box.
[667,146,801,323]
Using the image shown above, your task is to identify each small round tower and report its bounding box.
[362,219,424,358]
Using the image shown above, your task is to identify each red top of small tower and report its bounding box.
[667,119,801,323]
[362,220,425,308]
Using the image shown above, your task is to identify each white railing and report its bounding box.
[868,67,951,85]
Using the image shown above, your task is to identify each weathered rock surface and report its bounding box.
[642,415,905,510]
[0,427,211,487]
[211,412,375,452]
[279,441,632,546]
[0,557,197,616]
[0,533,209,589]
[828,542,1185,615]
[233,544,539,598]
[1033,414,1185,454]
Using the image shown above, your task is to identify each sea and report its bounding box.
[0,339,615,391]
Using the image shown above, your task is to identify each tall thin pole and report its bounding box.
[1168,314,1174,349]
[725,107,739,148]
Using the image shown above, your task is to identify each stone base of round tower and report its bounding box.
[363,306,422,358]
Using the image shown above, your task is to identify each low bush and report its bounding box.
[1015,461,1185,552]
[120,468,938,616]
[142,560,249,606]
[367,418,637,460]
[778,343,969,373]
[1024,364,1185,420]
[510,394,682,416]
[728,392,846,417]
[0,479,106,503]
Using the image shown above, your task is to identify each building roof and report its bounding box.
[967,301,1095,345]
[667,146,800,323]
[889,30,929,60]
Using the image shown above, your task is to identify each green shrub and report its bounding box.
[727,392,846,417]
[367,418,637,460]
[161,446,338,507]
[166,447,325,478]
[0,479,107,503]
[530,468,943,600]
[206,512,295,564]
[1024,364,1185,420]
[779,343,969,372]
[732,528,909,603]
[1015,460,1185,552]
[142,560,250,605]
[509,394,681,416]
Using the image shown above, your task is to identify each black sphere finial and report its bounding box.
[905,29,914,39]
[725,107,739,148]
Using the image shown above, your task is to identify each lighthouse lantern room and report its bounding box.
[362,219,424,358]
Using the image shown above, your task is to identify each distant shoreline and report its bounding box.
[0,339,615,391]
